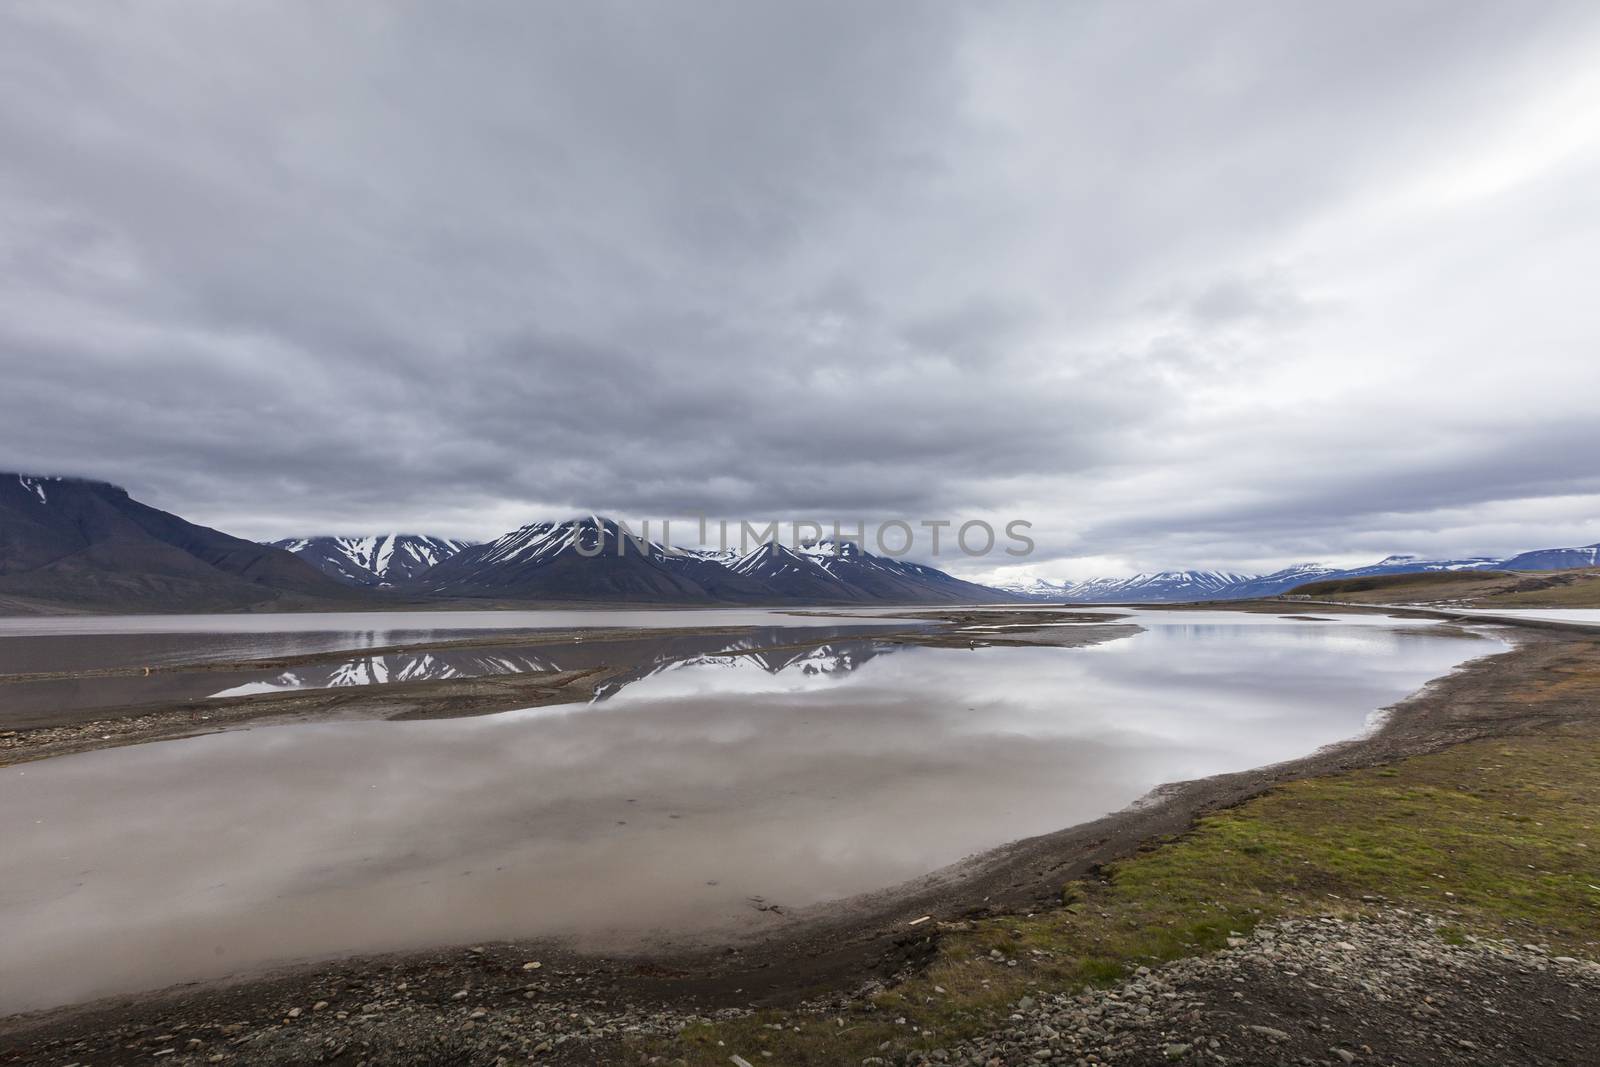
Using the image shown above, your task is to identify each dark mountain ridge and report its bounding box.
[0,473,357,613]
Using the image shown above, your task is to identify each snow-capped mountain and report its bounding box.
[415,517,1015,604]
[1063,570,1250,604]
[679,546,741,565]
[270,534,476,586]
[991,576,1077,598]
[418,516,747,601]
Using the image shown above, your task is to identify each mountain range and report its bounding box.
[992,546,1600,603]
[409,516,1008,605]
[0,474,1011,612]
[6,470,1598,613]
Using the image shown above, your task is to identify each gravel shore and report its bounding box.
[946,910,1599,1067]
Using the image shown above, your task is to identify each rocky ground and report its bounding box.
[945,911,1600,1067]
[3,942,723,1066]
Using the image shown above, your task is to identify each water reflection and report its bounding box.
[0,614,1500,1012]
[0,625,895,728]
[213,629,893,700]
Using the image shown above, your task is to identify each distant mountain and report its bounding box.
[1221,563,1344,599]
[1003,541,1600,604]
[1073,570,1250,604]
[1335,554,1502,578]
[416,517,1013,605]
[0,473,354,613]
[990,576,1076,599]
[271,534,476,586]
[1500,543,1600,571]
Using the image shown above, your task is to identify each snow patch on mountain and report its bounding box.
[271,534,476,586]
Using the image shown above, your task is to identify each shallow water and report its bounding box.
[0,624,895,728]
[0,612,1500,1012]
[1447,607,1600,626]
[0,607,918,676]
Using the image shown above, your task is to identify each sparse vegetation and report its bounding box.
[1287,566,1600,606]
[648,726,1600,1064]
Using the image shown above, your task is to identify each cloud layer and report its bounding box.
[4,2,1599,580]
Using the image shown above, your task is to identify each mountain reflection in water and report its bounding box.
[211,627,894,701]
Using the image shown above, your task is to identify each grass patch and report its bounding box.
[1283,563,1600,607]
[644,728,1600,1065]
[1291,570,1516,598]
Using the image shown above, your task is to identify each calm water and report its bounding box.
[0,624,897,728]
[0,611,1499,1012]
[0,607,920,676]
[1449,607,1600,626]
[0,607,920,640]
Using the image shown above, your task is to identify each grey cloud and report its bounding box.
[3,1,1599,571]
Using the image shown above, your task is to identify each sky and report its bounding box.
[3,2,1600,584]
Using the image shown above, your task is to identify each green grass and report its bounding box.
[1283,565,1600,607]
[644,729,1600,1065]
[1291,570,1517,597]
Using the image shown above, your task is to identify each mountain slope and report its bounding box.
[1501,543,1600,571]
[0,473,356,613]
[271,534,476,586]
[727,542,865,601]
[991,576,1077,599]
[796,539,1014,604]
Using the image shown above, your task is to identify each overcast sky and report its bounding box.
[3,2,1599,582]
